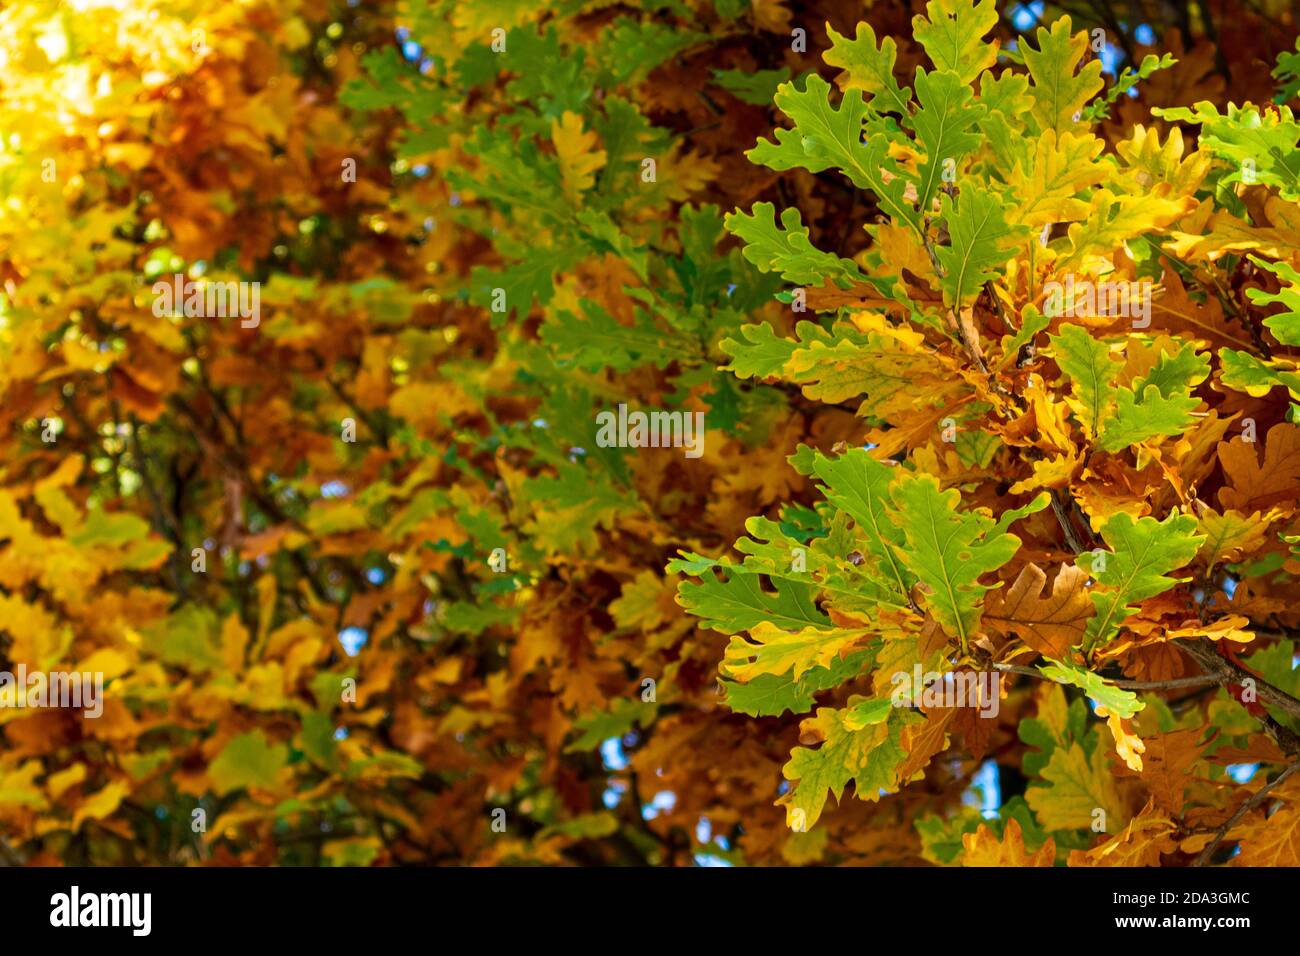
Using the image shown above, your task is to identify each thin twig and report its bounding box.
[1193,761,1300,867]
[921,215,992,376]
[1180,640,1300,726]
[1049,489,1086,554]
[991,662,1218,691]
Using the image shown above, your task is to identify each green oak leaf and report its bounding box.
[676,568,831,634]
[723,650,873,718]
[720,322,798,379]
[1097,384,1199,452]
[1154,102,1300,200]
[1246,256,1300,345]
[541,302,686,372]
[1083,53,1176,122]
[1037,657,1144,718]
[712,67,793,106]
[1050,323,1120,440]
[911,0,1000,86]
[1022,17,1105,134]
[1218,348,1300,399]
[934,188,1025,309]
[823,22,913,119]
[565,698,657,752]
[209,731,288,795]
[780,704,910,830]
[725,202,865,287]
[1077,512,1205,651]
[888,473,1046,648]
[912,68,987,210]
[1026,738,1125,831]
[808,448,914,604]
[748,73,920,232]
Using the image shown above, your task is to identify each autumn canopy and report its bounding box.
[1,0,1300,869]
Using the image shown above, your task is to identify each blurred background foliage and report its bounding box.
[0,0,1294,865]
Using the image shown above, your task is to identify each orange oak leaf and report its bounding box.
[962,819,1056,867]
[984,563,1092,658]
[1116,727,1211,814]
[1067,801,1179,867]
[1217,423,1300,514]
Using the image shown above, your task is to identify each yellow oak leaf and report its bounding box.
[751,0,792,32]
[1097,706,1145,772]
[1164,615,1255,644]
[962,818,1056,866]
[1061,187,1196,270]
[1011,130,1107,227]
[221,612,251,672]
[47,764,87,800]
[1067,800,1178,866]
[1197,508,1280,571]
[1027,737,1126,831]
[1116,125,1210,197]
[1169,198,1300,262]
[0,761,49,812]
[551,111,606,204]
[1009,452,1082,495]
[77,648,132,682]
[73,781,129,831]
[723,624,869,684]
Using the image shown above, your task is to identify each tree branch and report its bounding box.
[1180,639,1300,728]
[991,662,1218,691]
[1193,760,1300,867]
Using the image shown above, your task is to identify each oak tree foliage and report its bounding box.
[0,0,1298,867]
